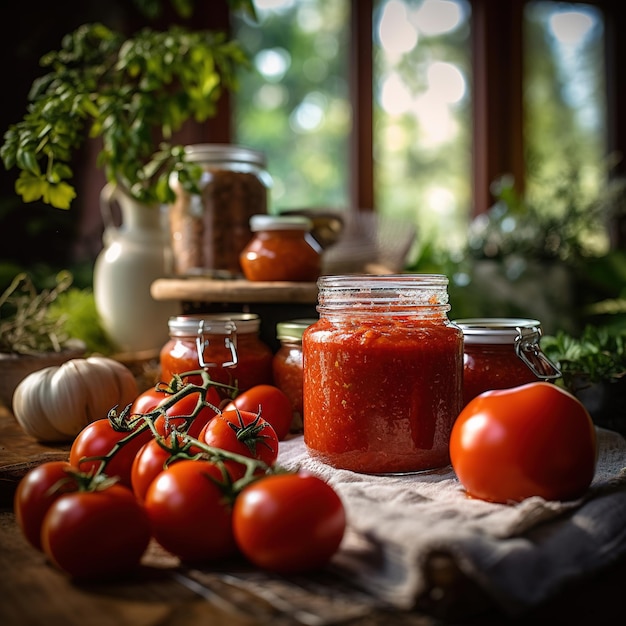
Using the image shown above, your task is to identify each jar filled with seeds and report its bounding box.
[169,144,272,277]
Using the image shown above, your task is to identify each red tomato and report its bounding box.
[69,417,153,488]
[233,472,346,573]
[131,437,180,502]
[449,382,598,503]
[155,388,220,438]
[14,461,79,551]
[130,387,169,415]
[41,484,151,580]
[200,409,279,468]
[131,386,220,438]
[144,459,237,562]
[223,384,293,440]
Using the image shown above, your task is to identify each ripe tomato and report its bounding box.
[131,386,220,438]
[449,382,598,504]
[223,384,293,440]
[14,461,79,551]
[233,472,346,573]
[200,409,279,468]
[131,436,182,502]
[130,386,169,415]
[155,388,220,438]
[144,459,237,563]
[69,417,153,488]
[41,483,151,580]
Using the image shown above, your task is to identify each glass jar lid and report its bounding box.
[454,318,542,345]
[276,318,318,342]
[184,143,267,168]
[250,215,313,232]
[168,313,260,337]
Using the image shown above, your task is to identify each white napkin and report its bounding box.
[277,428,626,615]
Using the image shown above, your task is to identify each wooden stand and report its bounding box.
[151,278,319,351]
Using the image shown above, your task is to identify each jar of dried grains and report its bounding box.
[168,144,271,277]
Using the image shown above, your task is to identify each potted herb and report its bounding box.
[0,272,87,406]
[541,325,626,435]
[0,1,258,353]
[0,4,255,209]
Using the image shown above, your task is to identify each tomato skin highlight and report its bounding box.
[224,384,293,440]
[69,418,152,488]
[14,461,78,551]
[144,459,237,563]
[233,473,346,574]
[449,382,598,503]
[41,484,151,580]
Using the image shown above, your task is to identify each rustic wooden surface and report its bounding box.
[151,278,319,304]
[2,403,626,625]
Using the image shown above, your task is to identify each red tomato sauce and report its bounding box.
[240,220,321,282]
[272,343,304,418]
[303,316,463,473]
[160,331,273,393]
[462,343,540,406]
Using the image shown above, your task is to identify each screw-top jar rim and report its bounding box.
[276,318,318,342]
[316,274,451,315]
[183,143,267,168]
[454,318,542,345]
[250,214,313,232]
[168,313,260,337]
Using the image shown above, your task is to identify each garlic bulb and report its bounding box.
[12,356,138,442]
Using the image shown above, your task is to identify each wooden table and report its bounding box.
[1,403,626,625]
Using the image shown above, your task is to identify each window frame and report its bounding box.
[208,0,626,242]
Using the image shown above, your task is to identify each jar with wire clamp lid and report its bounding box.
[159,313,273,395]
[454,318,561,406]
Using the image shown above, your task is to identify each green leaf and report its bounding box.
[44,181,76,210]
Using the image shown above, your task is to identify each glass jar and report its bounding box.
[272,318,317,430]
[240,215,322,282]
[168,144,272,277]
[160,313,273,394]
[303,274,463,474]
[455,318,561,406]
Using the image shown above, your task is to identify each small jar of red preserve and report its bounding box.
[160,313,273,394]
[303,274,463,474]
[454,318,561,406]
[272,318,317,431]
[239,215,322,282]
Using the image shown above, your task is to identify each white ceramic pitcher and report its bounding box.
[93,183,179,354]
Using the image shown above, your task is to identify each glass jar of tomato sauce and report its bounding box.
[454,318,561,406]
[160,313,273,394]
[303,274,463,474]
[272,318,317,430]
[239,215,322,282]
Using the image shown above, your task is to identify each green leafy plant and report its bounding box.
[467,171,608,264]
[0,3,255,210]
[541,325,626,388]
[47,287,118,356]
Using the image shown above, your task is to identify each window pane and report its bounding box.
[524,2,607,200]
[232,0,351,212]
[373,0,472,259]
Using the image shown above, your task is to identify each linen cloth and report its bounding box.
[277,428,626,616]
